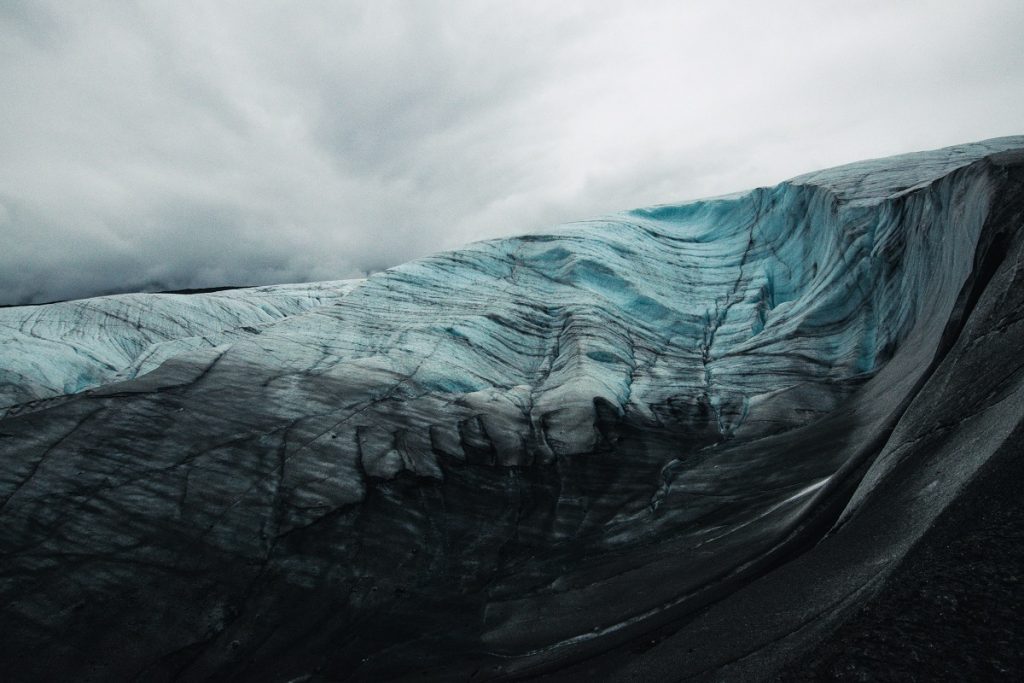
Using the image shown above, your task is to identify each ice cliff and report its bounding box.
[1,137,1023,680]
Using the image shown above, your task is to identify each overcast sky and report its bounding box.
[1,1,1022,305]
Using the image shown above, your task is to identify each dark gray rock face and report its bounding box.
[1,138,1022,681]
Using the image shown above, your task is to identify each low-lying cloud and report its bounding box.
[2,0,1023,304]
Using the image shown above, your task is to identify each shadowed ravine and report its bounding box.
[1,138,1023,680]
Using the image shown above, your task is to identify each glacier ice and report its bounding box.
[0,279,362,413]
[3,138,1015,455]
[1,136,1023,680]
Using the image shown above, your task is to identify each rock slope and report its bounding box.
[0,137,1022,680]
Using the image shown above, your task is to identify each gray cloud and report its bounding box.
[2,0,1023,304]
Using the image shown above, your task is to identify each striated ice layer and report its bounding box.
[0,136,1023,680]
[0,280,363,414]
[5,140,1014,453]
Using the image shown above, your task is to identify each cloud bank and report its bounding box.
[1,0,1023,304]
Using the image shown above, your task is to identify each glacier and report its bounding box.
[0,136,1023,680]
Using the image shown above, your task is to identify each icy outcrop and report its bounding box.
[0,137,1022,680]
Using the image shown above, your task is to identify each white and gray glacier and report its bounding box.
[2,137,1024,680]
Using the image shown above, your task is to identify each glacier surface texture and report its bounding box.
[1,137,1023,680]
